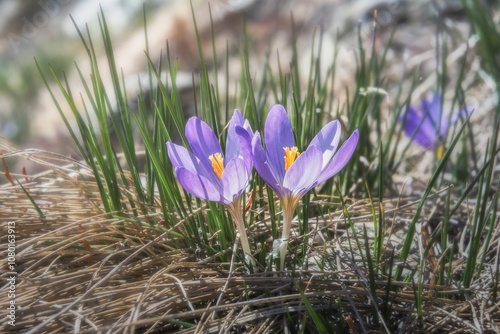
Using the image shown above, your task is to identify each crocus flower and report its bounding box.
[247,104,359,268]
[167,110,254,259]
[400,92,471,154]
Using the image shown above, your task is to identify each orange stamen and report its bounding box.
[284,147,300,172]
[209,153,224,180]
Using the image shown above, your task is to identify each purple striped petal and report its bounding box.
[167,142,221,186]
[242,119,253,134]
[175,167,222,203]
[185,117,223,165]
[167,142,206,173]
[225,109,245,163]
[265,104,294,183]
[235,125,254,174]
[314,130,359,186]
[252,132,282,195]
[309,120,341,169]
[221,158,249,204]
[283,145,323,197]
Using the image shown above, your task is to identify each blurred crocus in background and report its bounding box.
[167,110,254,260]
[400,92,472,155]
[247,105,359,269]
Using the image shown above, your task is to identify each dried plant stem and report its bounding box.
[0,152,15,186]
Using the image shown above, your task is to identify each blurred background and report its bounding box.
[0,0,494,161]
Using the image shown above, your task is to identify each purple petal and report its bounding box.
[225,109,245,163]
[423,92,447,140]
[314,130,359,186]
[438,118,450,139]
[167,142,205,173]
[167,142,220,186]
[234,109,245,124]
[242,119,253,135]
[252,132,282,195]
[221,158,249,204]
[450,106,474,125]
[401,105,435,149]
[440,105,473,139]
[442,102,474,139]
[185,117,223,164]
[175,167,222,203]
[264,104,294,183]
[309,120,341,169]
[283,145,323,197]
[235,125,254,173]
[421,92,443,125]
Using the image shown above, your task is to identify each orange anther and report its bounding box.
[209,153,224,180]
[283,147,300,172]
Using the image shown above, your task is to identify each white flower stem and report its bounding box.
[226,199,252,259]
[279,196,298,271]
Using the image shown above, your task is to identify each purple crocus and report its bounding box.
[167,110,254,259]
[247,104,359,268]
[401,92,472,154]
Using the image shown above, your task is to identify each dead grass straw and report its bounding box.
[1,142,499,333]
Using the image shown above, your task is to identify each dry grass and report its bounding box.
[1,138,499,333]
